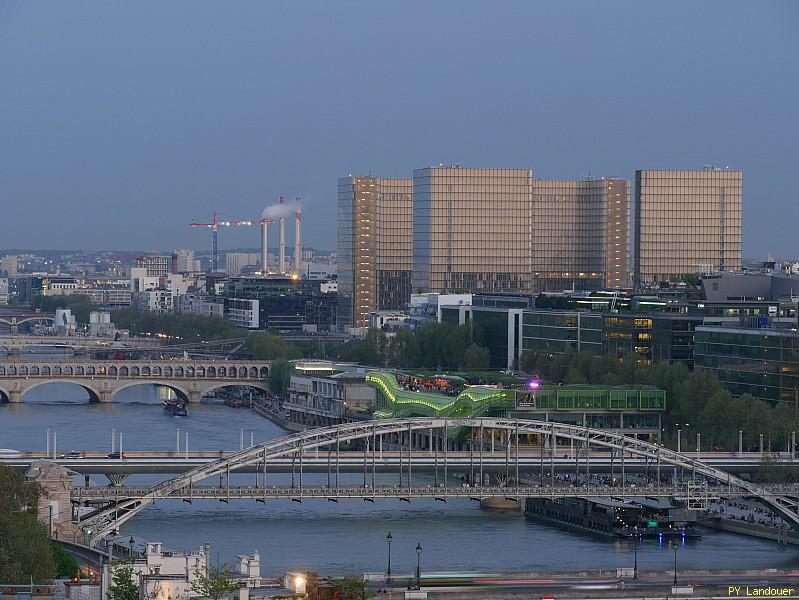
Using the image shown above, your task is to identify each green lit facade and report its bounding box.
[366,372,665,440]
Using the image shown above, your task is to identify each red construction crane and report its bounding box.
[190,211,266,272]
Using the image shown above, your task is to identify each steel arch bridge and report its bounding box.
[79,418,799,545]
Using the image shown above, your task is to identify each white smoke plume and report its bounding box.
[261,197,300,219]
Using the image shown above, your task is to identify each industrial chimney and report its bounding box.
[294,197,302,277]
[260,220,268,274]
[278,196,286,274]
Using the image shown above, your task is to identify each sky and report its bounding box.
[0,1,797,258]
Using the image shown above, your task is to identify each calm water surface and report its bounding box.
[1,382,797,575]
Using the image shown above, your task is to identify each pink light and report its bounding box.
[528,380,540,390]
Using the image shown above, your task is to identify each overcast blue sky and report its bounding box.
[1,1,797,257]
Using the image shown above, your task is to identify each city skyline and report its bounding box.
[1,1,797,255]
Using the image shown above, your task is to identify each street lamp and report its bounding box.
[415,543,422,589]
[128,536,135,558]
[633,526,639,580]
[386,532,392,585]
[672,543,678,586]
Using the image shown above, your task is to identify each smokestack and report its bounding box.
[260,221,268,274]
[278,196,286,273]
[294,197,302,276]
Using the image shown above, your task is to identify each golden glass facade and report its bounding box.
[531,178,630,291]
[634,169,742,285]
[337,176,412,329]
[412,167,533,294]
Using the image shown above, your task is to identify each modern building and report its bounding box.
[225,276,337,332]
[0,255,18,277]
[531,178,630,291]
[411,166,533,295]
[284,361,376,428]
[694,326,799,404]
[0,278,8,305]
[337,176,413,330]
[440,303,702,371]
[367,371,665,442]
[225,252,260,277]
[634,168,742,286]
[137,255,171,278]
[173,249,201,273]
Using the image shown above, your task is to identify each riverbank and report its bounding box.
[252,402,304,432]
[700,516,798,546]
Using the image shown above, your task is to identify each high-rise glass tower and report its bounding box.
[337,176,412,329]
[411,167,533,294]
[634,168,742,286]
[531,178,630,290]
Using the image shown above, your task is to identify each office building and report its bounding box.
[531,178,630,291]
[173,249,200,274]
[634,168,742,286]
[225,252,260,277]
[412,166,532,295]
[225,276,337,332]
[337,176,413,330]
[137,255,171,278]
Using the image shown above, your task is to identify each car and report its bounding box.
[60,451,84,459]
[106,451,127,459]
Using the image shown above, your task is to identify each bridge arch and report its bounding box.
[202,381,270,400]
[20,379,102,403]
[81,417,799,544]
[111,380,190,403]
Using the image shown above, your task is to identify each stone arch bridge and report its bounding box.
[0,359,272,403]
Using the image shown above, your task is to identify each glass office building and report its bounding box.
[531,178,630,291]
[337,176,412,329]
[694,326,799,403]
[412,167,533,294]
[634,168,742,286]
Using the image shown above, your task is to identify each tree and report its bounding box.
[268,359,294,397]
[51,543,79,579]
[108,563,139,600]
[0,465,56,583]
[332,576,375,600]
[463,344,490,370]
[191,563,238,600]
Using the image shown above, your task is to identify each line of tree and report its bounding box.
[333,323,492,371]
[0,464,78,583]
[520,350,799,453]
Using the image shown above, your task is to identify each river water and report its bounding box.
[1,382,797,576]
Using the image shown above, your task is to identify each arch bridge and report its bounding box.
[0,314,55,335]
[76,418,799,545]
[0,359,271,403]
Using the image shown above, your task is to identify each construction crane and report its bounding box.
[190,212,257,273]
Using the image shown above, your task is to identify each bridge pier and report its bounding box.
[8,390,21,403]
[188,390,202,403]
[98,390,113,403]
[26,461,81,542]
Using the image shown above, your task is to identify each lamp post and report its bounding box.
[386,532,392,585]
[633,526,639,580]
[672,543,678,586]
[415,543,422,589]
[128,536,135,559]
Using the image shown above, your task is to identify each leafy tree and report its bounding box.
[0,465,56,583]
[386,328,420,368]
[112,308,244,342]
[246,333,304,360]
[108,563,139,600]
[332,576,375,600]
[463,344,490,370]
[51,543,79,578]
[268,358,294,396]
[191,563,238,600]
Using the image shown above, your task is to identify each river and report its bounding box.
[1,382,797,576]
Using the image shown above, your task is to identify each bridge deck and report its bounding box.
[71,483,799,503]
